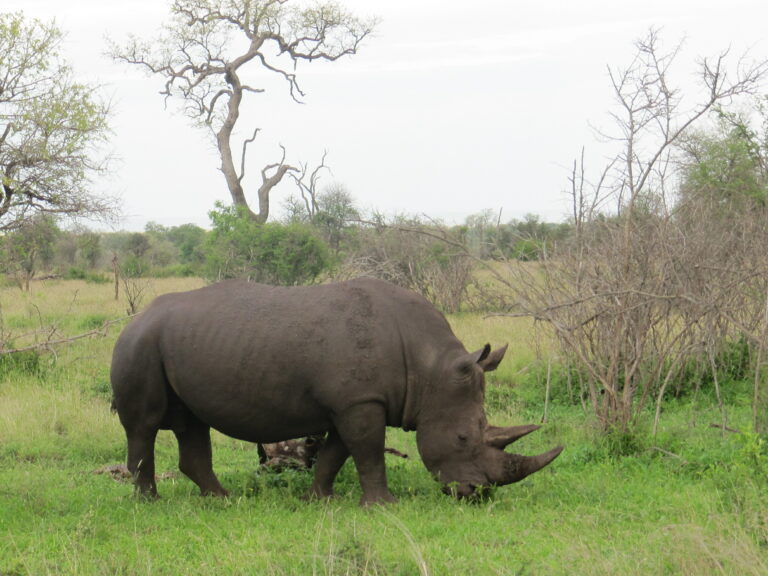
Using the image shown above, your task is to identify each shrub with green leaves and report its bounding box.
[205,203,330,285]
[64,267,110,284]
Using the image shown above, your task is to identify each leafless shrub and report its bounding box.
[112,254,152,316]
[484,30,768,434]
[121,276,151,316]
[334,218,473,313]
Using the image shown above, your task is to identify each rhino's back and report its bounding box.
[142,277,448,354]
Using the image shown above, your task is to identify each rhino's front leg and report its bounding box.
[334,403,396,506]
[307,429,349,499]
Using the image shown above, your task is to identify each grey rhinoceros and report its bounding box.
[110,278,562,504]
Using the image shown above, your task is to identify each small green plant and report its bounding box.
[0,564,24,576]
[599,425,648,457]
[0,349,43,377]
[330,536,387,576]
[77,313,110,331]
[89,379,112,400]
[484,382,520,413]
[662,336,753,401]
[734,429,768,476]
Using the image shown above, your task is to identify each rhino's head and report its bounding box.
[416,344,563,498]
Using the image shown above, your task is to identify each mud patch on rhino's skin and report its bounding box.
[345,287,375,350]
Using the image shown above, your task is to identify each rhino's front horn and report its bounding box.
[484,424,541,449]
[497,446,564,485]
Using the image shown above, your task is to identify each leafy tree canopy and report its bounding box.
[0,12,113,231]
[679,109,768,209]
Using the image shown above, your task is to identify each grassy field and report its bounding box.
[1,278,767,575]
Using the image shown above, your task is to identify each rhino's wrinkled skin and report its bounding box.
[111,278,562,504]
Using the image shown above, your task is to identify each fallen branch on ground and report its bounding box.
[708,423,741,434]
[0,315,136,357]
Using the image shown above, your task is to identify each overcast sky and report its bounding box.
[7,0,768,230]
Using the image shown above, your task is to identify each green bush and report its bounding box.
[119,255,146,278]
[512,238,543,261]
[662,336,753,401]
[205,203,330,285]
[63,267,87,280]
[527,336,754,412]
[716,335,752,381]
[598,425,649,457]
[149,264,200,278]
[64,267,110,284]
[507,360,589,409]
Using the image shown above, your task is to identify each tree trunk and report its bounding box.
[216,63,294,225]
[112,254,119,301]
[216,76,252,216]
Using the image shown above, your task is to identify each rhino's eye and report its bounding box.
[457,433,468,443]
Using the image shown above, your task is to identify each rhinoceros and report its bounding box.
[110,278,562,504]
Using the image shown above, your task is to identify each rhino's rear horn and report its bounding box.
[484,424,540,449]
[501,446,564,485]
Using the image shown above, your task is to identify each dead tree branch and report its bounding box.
[0,315,136,357]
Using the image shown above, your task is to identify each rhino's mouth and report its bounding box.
[441,482,498,500]
[441,483,477,499]
[439,473,491,499]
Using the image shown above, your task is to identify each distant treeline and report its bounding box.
[0,200,569,311]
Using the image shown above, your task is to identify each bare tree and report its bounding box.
[290,151,329,219]
[110,0,376,223]
[489,30,768,434]
[337,217,474,314]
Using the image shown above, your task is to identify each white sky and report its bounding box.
[6,0,768,230]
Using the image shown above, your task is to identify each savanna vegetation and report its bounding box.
[3,5,768,575]
[1,278,767,575]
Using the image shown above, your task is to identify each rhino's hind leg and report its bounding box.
[127,429,159,498]
[307,429,349,499]
[173,414,229,497]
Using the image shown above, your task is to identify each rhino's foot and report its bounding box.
[304,485,335,501]
[359,490,397,507]
[200,486,229,498]
[134,487,160,501]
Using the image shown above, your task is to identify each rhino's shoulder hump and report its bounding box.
[343,277,426,303]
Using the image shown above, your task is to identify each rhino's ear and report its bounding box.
[477,344,508,372]
[454,344,491,375]
[457,344,507,375]
[471,344,492,365]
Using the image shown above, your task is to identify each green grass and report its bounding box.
[1,279,767,575]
